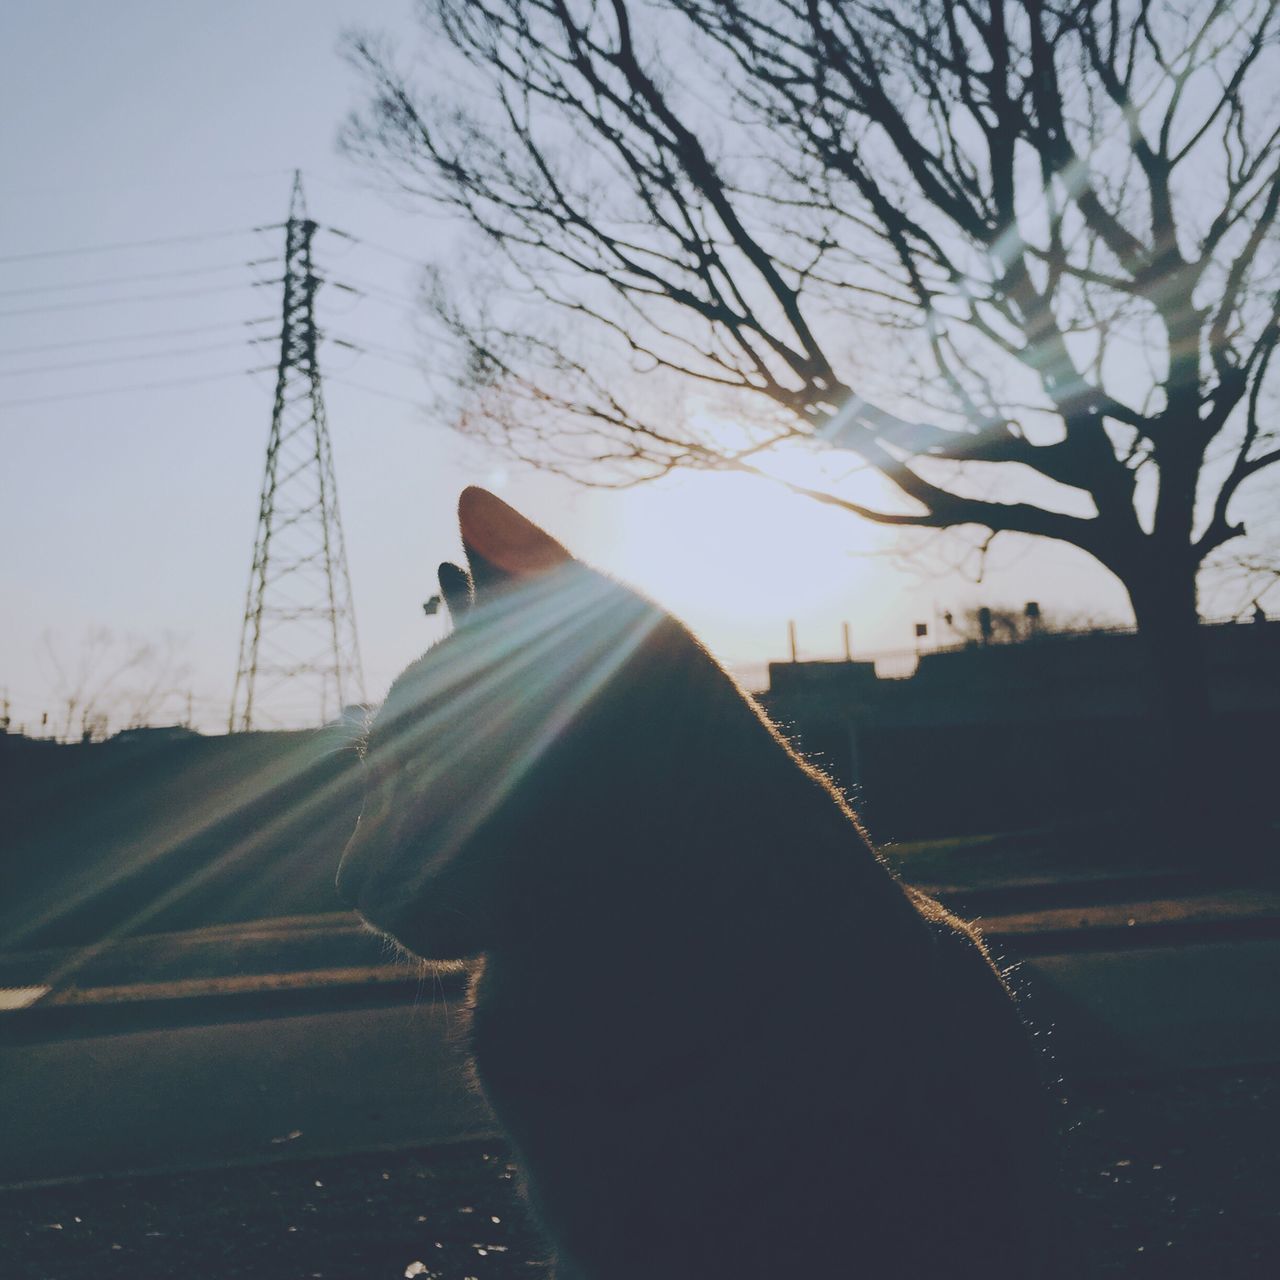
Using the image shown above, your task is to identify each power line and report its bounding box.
[329,273,421,308]
[0,281,257,319]
[326,374,428,408]
[324,226,430,269]
[0,168,297,201]
[0,211,431,413]
[248,333,425,377]
[329,334,426,371]
[0,339,256,379]
[0,369,253,410]
[250,271,387,318]
[0,320,260,359]
[0,226,283,266]
[0,258,279,299]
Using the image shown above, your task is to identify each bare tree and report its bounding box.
[1213,552,1280,615]
[1204,503,1280,615]
[43,629,191,742]
[345,0,1280,831]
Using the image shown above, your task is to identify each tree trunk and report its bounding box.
[1125,554,1224,863]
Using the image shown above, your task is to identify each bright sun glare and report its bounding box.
[591,458,895,661]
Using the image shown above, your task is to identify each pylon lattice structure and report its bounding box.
[229,173,365,731]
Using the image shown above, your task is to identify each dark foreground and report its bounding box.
[4,1069,1277,1279]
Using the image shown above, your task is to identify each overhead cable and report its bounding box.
[0,258,279,299]
[329,334,425,371]
[324,226,429,269]
[0,226,284,266]
[0,320,258,358]
[326,374,428,408]
[0,281,257,319]
[0,339,257,379]
[0,369,254,410]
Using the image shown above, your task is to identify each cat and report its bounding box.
[338,487,1058,1279]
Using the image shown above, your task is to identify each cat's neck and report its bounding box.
[637,643,861,837]
[496,645,884,961]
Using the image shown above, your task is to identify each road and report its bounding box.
[2,937,1278,1190]
[0,995,495,1190]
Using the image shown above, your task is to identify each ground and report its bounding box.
[4,1068,1277,1279]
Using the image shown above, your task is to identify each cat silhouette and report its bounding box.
[338,487,1057,1278]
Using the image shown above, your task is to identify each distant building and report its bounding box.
[759,620,1279,839]
[110,725,201,746]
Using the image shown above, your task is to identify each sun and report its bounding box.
[585,463,897,670]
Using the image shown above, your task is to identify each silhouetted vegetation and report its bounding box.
[0,729,362,951]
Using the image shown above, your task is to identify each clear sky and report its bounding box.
[0,0,1142,735]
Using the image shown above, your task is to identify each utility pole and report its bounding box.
[229,172,364,731]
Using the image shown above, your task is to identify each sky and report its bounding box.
[0,0,1144,735]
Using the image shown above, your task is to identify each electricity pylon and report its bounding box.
[229,172,364,731]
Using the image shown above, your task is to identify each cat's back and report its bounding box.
[468,866,1053,1279]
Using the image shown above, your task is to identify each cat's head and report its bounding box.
[336,487,669,959]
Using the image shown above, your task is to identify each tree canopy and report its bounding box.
[345,0,1280,636]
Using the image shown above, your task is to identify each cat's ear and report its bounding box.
[437,561,474,621]
[458,486,572,592]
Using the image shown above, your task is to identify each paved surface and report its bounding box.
[1016,938,1280,1076]
[3,935,1279,1190]
[5,878,1278,1005]
[0,997,495,1190]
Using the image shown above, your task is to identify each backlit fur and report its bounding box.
[338,492,1057,1278]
